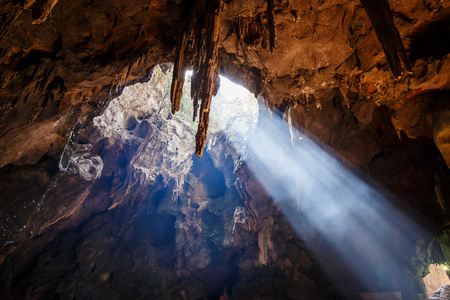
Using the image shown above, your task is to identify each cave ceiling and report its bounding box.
[0,0,448,167]
[0,0,450,299]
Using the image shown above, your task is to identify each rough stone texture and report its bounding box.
[0,0,449,299]
[423,264,450,299]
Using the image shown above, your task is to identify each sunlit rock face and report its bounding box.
[93,65,195,189]
[91,66,258,189]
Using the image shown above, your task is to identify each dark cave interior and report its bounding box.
[0,0,449,299]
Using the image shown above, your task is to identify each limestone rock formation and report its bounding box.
[0,0,449,299]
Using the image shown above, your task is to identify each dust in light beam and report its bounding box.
[218,76,432,298]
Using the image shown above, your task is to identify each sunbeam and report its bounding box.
[226,95,432,299]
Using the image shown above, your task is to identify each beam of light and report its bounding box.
[221,92,432,297]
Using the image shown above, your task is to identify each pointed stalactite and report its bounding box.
[191,71,199,121]
[170,0,224,157]
[234,3,274,52]
[234,14,265,49]
[191,0,223,157]
[170,26,189,114]
[266,0,275,53]
[359,0,411,79]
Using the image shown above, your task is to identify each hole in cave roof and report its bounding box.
[90,64,259,188]
[94,64,259,151]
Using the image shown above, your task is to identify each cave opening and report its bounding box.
[65,64,260,299]
[0,55,447,299]
[0,1,449,299]
[1,62,447,299]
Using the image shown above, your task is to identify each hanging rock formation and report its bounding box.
[170,0,224,157]
[359,0,411,78]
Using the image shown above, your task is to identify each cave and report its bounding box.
[0,1,449,299]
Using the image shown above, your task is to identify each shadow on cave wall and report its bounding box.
[191,151,227,200]
[409,18,450,61]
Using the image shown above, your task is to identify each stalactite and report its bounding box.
[191,71,199,121]
[359,0,411,79]
[234,9,275,53]
[170,26,189,115]
[192,0,224,157]
[170,0,224,157]
[171,0,274,157]
[266,0,275,53]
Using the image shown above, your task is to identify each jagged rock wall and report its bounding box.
[0,0,449,299]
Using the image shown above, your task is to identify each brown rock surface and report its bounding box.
[0,0,449,299]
